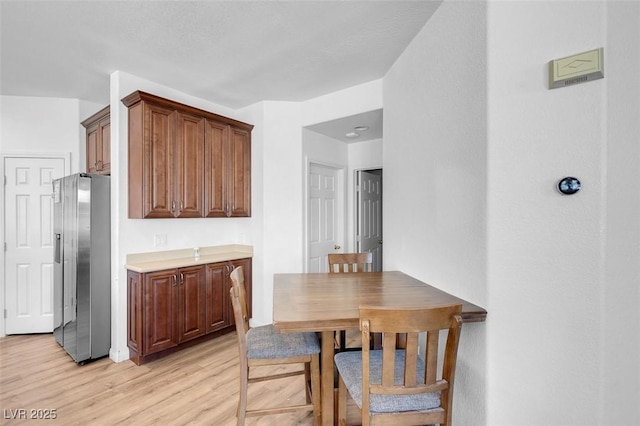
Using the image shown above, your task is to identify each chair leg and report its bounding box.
[236,364,248,426]
[310,354,322,426]
[337,374,347,426]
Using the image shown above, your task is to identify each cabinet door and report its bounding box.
[99,118,111,175]
[86,118,110,175]
[86,125,99,174]
[143,103,176,218]
[177,265,206,342]
[83,106,109,175]
[175,112,204,218]
[205,262,229,332]
[204,120,229,217]
[127,271,142,357]
[228,127,251,217]
[143,270,179,354]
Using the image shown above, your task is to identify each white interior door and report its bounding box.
[357,169,383,271]
[4,156,66,334]
[307,163,344,272]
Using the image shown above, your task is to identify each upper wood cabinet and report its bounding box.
[122,91,253,219]
[204,121,251,217]
[82,106,110,175]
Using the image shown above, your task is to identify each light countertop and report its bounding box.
[125,244,253,273]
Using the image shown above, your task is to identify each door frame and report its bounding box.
[303,158,347,273]
[1,152,71,337]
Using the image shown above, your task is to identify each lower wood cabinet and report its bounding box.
[127,257,251,365]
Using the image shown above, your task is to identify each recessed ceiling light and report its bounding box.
[345,132,359,138]
[354,126,369,132]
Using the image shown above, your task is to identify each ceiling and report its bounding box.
[305,109,383,143]
[0,0,441,142]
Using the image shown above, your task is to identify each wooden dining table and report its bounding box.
[272,271,487,426]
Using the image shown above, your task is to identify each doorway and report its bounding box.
[306,162,345,273]
[3,154,69,334]
[303,108,383,272]
[356,169,383,271]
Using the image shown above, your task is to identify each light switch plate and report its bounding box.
[549,48,604,89]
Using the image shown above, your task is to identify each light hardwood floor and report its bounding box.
[0,333,316,426]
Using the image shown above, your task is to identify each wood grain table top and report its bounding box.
[273,271,487,333]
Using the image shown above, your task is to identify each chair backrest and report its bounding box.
[359,304,463,422]
[230,266,250,339]
[328,252,373,273]
[229,266,251,382]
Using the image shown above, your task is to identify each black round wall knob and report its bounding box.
[558,177,581,195]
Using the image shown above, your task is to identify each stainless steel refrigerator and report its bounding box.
[53,173,111,364]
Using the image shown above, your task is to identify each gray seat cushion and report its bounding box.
[247,324,320,359]
[334,349,442,414]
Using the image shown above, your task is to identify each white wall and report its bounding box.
[255,100,304,324]
[487,1,639,424]
[383,1,488,424]
[0,95,101,170]
[602,2,640,423]
[301,79,383,128]
[386,0,639,425]
[348,138,383,173]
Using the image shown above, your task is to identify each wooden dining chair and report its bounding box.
[328,252,374,350]
[229,266,321,426]
[334,304,463,426]
[328,252,373,273]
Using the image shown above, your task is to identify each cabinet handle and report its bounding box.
[180,273,184,286]
[172,274,177,287]
[172,200,176,212]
